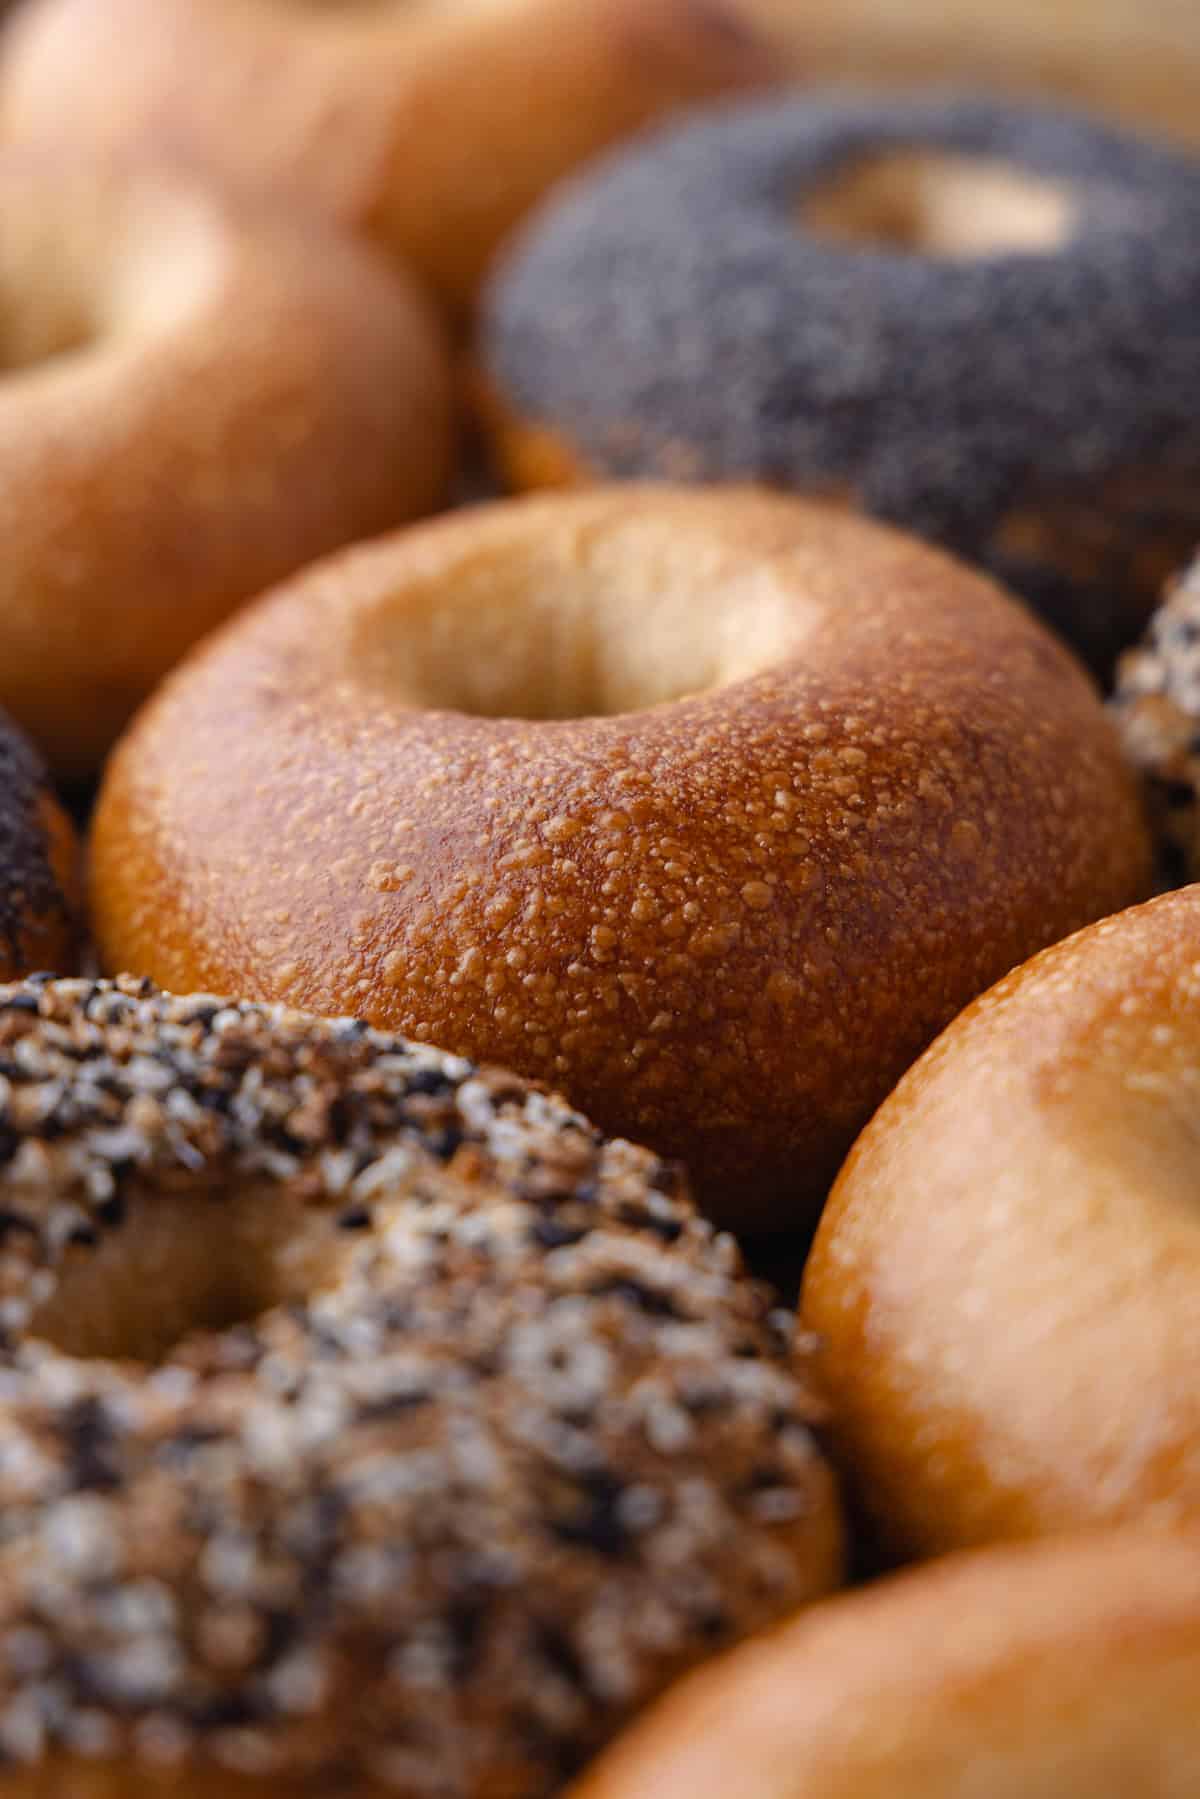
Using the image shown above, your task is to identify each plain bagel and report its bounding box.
[571,1528,1200,1798]
[0,0,777,315]
[804,886,1200,1557]
[742,0,1200,148]
[89,487,1150,1231]
[0,153,452,777]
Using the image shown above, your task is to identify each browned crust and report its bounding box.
[0,1765,395,1797]
[571,1528,1200,1798]
[739,0,1200,148]
[90,486,1150,1231]
[478,385,1191,675]
[0,156,453,777]
[803,886,1200,1555]
[0,0,779,316]
[6,0,1200,331]
[469,368,593,493]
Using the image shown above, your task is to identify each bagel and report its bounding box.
[89,486,1151,1231]
[1113,552,1200,883]
[742,0,1200,148]
[0,708,78,980]
[571,1529,1200,1799]
[0,973,842,1795]
[480,94,1200,674]
[803,886,1200,1557]
[0,154,452,778]
[0,0,776,316]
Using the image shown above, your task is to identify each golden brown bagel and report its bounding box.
[0,0,776,316]
[0,153,451,778]
[804,886,1200,1557]
[571,1529,1200,1799]
[0,974,842,1797]
[90,487,1150,1231]
[742,0,1200,147]
[0,708,78,979]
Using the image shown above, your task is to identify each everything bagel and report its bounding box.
[0,974,842,1795]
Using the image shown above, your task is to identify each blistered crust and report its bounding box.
[91,487,1150,1229]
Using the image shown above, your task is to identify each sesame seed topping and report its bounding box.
[1113,555,1200,884]
[0,716,72,975]
[0,976,839,1793]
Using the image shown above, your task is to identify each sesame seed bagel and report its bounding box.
[0,974,842,1795]
[0,711,78,982]
[480,95,1200,675]
[0,0,776,319]
[90,486,1151,1231]
[803,886,1200,1558]
[572,1529,1200,1799]
[0,153,452,779]
[1113,552,1200,884]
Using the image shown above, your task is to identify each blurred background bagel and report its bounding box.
[744,0,1200,147]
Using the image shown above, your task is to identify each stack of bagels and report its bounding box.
[0,0,1195,1792]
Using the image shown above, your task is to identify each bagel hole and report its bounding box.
[801,149,1075,259]
[28,1187,345,1364]
[0,176,231,375]
[352,536,803,719]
